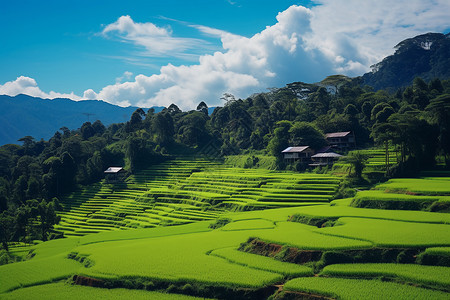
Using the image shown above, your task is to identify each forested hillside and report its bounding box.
[362,33,450,90]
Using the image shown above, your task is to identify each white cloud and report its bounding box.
[2,1,449,109]
[87,1,449,109]
[305,0,450,75]
[0,76,82,100]
[86,5,329,109]
[115,71,133,84]
[102,15,210,58]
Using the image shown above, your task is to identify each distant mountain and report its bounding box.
[0,94,164,145]
[362,32,450,91]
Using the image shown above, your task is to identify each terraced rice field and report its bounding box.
[333,147,398,175]
[2,197,450,299]
[350,177,450,211]
[55,158,340,237]
[375,178,450,195]
[0,282,210,300]
[321,263,450,289]
[283,277,449,299]
[2,160,449,299]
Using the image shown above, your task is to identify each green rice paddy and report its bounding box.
[0,282,210,300]
[55,159,340,237]
[283,277,449,300]
[321,263,450,289]
[1,159,449,299]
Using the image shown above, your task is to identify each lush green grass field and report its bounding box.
[314,217,450,247]
[0,254,82,293]
[1,205,450,299]
[254,221,373,250]
[0,282,210,300]
[291,204,450,224]
[321,263,450,289]
[376,178,450,195]
[75,229,284,288]
[210,247,313,276]
[353,190,450,203]
[1,160,450,299]
[55,159,340,237]
[283,277,450,300]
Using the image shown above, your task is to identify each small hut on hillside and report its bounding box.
[325,131,356,151]
[309,152,343,167]
[282,146,314,164]
[104,167,126,183]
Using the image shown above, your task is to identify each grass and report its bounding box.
[375,178,450,195]
[1,203,449,299]
[353,190,450,203]
[255,221,373,250]
[0,254,82,293]
[283,277,450,300]
[3,159,450,299]
[314,217,450,248]
[290,204,450,224]
[0,282,210,300]
[55,159,340,237]
[321,263,450,289]
[423,247,450,255]
[220,219,275,231]
[210,247,313,276]
[74,229,284,288]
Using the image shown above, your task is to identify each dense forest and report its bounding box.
[1,72,450,247]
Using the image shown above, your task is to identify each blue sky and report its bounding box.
[1,0,449,109]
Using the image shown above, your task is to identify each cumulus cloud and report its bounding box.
[0,76,82,100]
[86,5,332,109]
[86,1,449,109]
[2,1,449,109]
[115,71,133,84]
[304,0,450,75]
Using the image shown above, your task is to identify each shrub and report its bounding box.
[320,251,353,266]
[181,283,194,295]
[209,218,231,229]
[416,249,450,267]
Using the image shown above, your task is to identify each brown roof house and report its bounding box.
[282,146,315,164]
[325,131,356,151]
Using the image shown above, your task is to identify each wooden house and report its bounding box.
[282,146,314,164]
[325,131,356,151]
[104,167,126,183]
[310,152,343,167]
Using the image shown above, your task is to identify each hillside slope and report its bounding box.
[362,32,450,90]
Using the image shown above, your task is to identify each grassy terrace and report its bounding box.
[2,182,450,299]
[6,160,441,299]
[283,277,449,300]
[333,147,398,177]
[3,202,449,299]
[55,159,340,237]
[349,177,450,212]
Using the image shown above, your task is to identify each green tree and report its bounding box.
[267,121,292,157]
[426,94,450,164]
[289,122,327,151]
[196,101,208,115]
[92,120,106,135]
[0,210,14,251]
[343,151,368,179]
[37,198,61,241]
[80,122,95,140]
[153,113,174,145]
